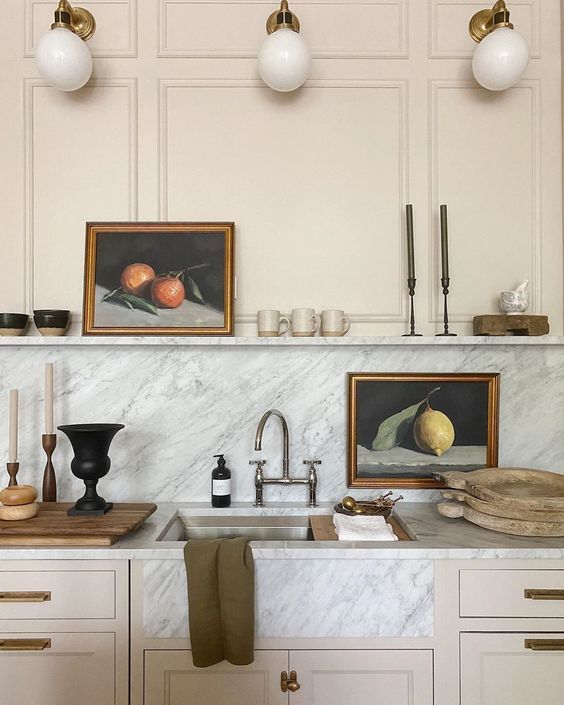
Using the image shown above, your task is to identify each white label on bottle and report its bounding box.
[213,479,231,496]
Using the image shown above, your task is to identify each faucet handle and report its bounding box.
[249,459,267,467]
[303,459,322,468]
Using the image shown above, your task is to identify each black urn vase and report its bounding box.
[58,423,124,516]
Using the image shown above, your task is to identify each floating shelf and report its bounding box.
[0,336,562,347]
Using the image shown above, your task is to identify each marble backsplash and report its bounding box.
[0,340,562,503]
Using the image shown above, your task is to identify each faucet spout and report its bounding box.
[254,409,290,479]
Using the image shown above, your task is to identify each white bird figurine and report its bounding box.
[500,279,529,315]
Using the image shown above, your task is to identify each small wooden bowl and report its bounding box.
[0,502,38,521]
[0,484,38,506]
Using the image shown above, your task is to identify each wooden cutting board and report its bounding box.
[441,489,564,522]
[437,501,564,537]
[310,515,410,541]
[437,468,564,512]
[0,502,157,545]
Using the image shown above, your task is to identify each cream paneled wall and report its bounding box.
[0,0,562,335]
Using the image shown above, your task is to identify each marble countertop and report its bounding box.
[0,336,563,347]
[1,502,564,560]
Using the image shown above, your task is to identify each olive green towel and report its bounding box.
[184,537,255,668]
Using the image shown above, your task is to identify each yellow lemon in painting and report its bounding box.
[413,406,455,457]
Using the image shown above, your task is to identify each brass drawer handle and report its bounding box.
[0,591,51,603]
[281,670,300,693]
[524,589,564,601]
[0,638,51,651]
[525,639,564,651]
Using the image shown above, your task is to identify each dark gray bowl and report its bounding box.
[33,309,70,336]
[0,313,30,336]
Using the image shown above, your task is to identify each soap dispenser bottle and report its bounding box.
[211,454,231,508]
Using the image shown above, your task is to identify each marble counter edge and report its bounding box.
[0,502,563,560]
[0,336,563,347]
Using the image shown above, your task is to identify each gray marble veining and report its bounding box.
[142,557,434,639]
[1,343,563,505]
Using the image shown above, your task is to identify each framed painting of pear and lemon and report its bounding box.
[82,223,234,335]
[348,373,500,489]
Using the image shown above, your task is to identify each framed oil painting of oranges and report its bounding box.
[83,223,234,336]
[347,373,500,489]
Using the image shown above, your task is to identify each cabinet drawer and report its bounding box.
[0,632,115,705]
[460,569,564,618]
[461,632,564,705]
[0,570,115,620]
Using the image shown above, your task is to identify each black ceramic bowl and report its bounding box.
[33,309,70,336]
[0,313,30,336]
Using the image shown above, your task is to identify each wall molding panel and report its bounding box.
[24,78,139,311]
[25,0,139,57]
[428,0,540,60]
[158,79,409,323]
[158,0,408,58]
[428,79,542,324]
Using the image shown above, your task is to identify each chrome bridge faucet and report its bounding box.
[249,409,320,507]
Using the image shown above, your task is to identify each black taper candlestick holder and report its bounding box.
[436,277,457,336]
[402,277,422,336]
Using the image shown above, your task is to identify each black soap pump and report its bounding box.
[211,454,231,508]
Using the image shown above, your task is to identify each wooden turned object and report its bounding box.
[41,434,57,502]
[6,462,19,487]
[473,314,549,337]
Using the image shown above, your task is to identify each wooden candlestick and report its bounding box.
[42,434,57,502]
[6,462,19,487]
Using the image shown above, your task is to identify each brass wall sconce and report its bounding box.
[257,0,311,93]
[469,1,529,91]
[35,0,96,91]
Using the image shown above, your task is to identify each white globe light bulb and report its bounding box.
[258,28,311,93]
[472,27,529,91]
[36,27,93,92]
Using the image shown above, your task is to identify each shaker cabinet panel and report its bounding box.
[289,650,434,705]
[0,569,116,620]
[459,569,564,618]
[144,650,289,705]
[0,632,116,705]
[460,632,564,705]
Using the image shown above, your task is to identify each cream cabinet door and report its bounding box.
[0,632,115,705]
[289,650,433,705]
[461,633,564,705]
[144,650,289,705]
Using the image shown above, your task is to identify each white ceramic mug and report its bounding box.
[291,308,320,337]
[321,309,351,337]
[257,310,290,337]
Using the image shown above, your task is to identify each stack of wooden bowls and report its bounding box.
[0,485,39,520]
[436,467,564,537]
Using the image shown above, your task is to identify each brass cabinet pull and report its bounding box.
[0,591,51,603]
[525,639,564,651]
[281,670,300,693]
[524,589,564,601]
[0,638,51,651]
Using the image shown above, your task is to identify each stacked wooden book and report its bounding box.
[436,468,564,537]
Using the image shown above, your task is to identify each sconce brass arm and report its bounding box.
[469,0,513,43]
[51,0,96,41]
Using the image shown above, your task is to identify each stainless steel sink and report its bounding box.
[157,515,314,542]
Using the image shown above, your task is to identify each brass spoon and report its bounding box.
[342,496,357,511]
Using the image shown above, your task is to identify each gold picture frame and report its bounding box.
[348,372,500,489]
[83,222,234,336]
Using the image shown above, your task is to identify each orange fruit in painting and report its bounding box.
[151,276,185,309]
[120,263,156,296]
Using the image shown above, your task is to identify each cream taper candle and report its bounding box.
[9,390,18,462]
[45,363,54,434]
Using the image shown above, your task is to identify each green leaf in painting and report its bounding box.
[185,275,205,305]
[119,294,159,315]
[371,397,427,451]
[103,291,159,316]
